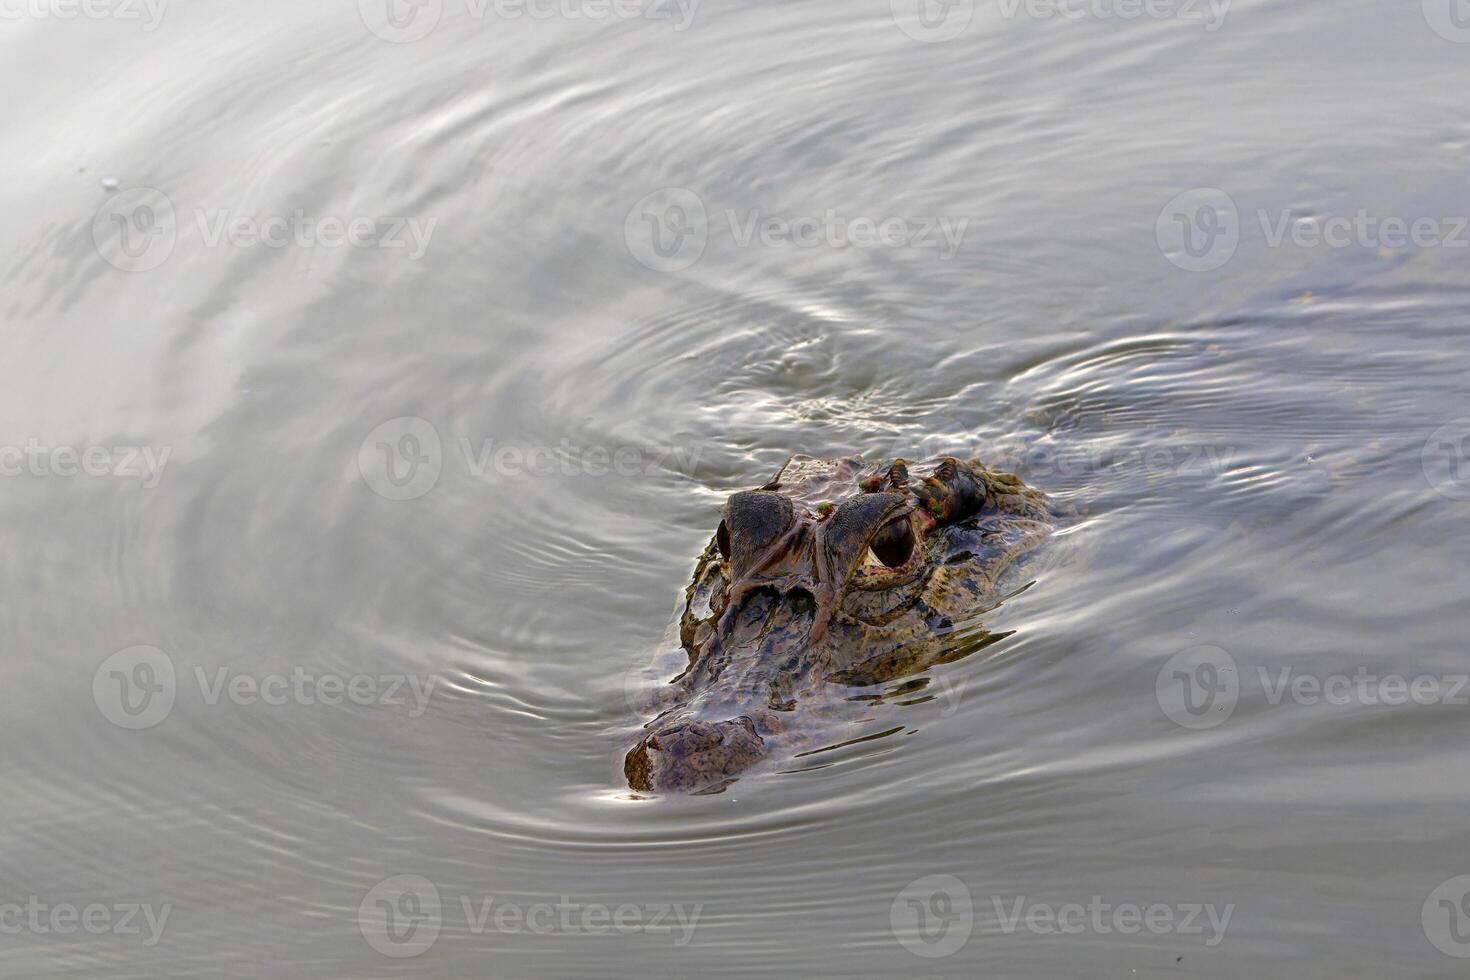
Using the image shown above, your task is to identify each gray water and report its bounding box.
[4,0,1470,976]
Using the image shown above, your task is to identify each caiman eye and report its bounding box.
[868,517,916,568]
[716,520,731,560]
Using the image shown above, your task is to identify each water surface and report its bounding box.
[4,0,1470,976]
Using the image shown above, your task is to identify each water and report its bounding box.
[3,0,1470,975]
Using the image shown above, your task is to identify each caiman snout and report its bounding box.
[623,715,767,794]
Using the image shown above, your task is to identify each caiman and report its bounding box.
[624,453,1055,795]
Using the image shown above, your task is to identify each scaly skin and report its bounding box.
[624,454,1055,795]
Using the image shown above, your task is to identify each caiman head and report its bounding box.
[624,453,1054,795]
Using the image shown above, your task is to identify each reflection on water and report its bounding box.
[3,0,1470,976]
